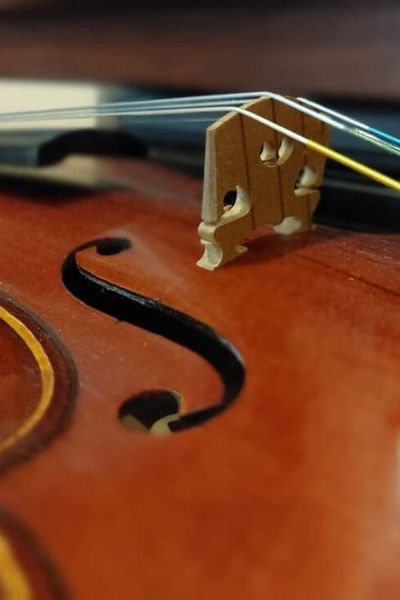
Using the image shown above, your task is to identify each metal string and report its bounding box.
[0,91,398,157]
[0,95,398,192]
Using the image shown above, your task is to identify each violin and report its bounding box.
[0,79,399,600]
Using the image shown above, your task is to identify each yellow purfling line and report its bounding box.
[0,306,54,452]
[0,534,32,599]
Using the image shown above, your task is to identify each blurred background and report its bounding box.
[0,0,398,99]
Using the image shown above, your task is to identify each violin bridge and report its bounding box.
[197,97,330,270]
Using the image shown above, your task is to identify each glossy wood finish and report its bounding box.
[0,159,399,598]
[0,509,66,599]
[0,297,75,472]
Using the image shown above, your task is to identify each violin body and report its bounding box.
[0,148,399,598]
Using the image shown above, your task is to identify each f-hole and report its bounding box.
[119,390,182,434]
[62,238,245,434]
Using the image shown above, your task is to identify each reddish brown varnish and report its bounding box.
[0,158,399,599]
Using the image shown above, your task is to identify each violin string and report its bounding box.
[0,99,398,192]
[298,96,400,150]
[0,92,399,158]
[126,92,400,154]
[101,91,400,156]
[144,92,400,157]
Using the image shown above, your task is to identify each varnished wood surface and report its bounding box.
[0,2,398,596]
[0,160,399,597]
[0,4,399,97]
[0,298,75,472]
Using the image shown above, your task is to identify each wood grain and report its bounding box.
[0,159,398,597]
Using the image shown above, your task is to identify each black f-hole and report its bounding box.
[62,238,245,432]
